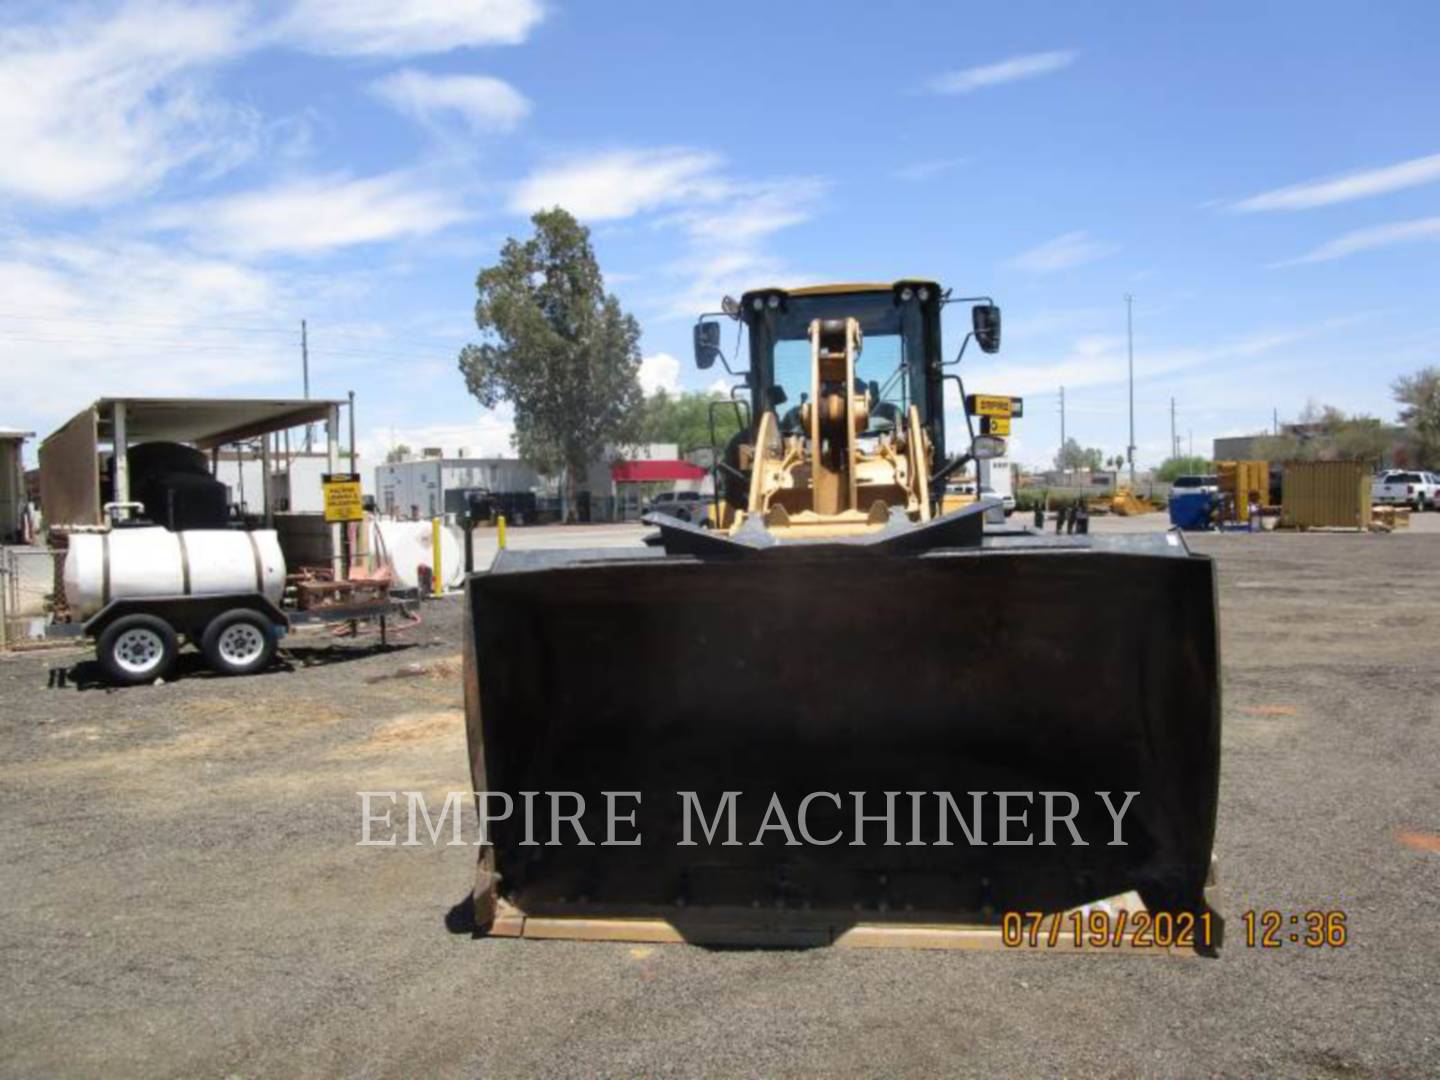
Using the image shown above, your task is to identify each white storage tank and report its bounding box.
[64,527,286,620]
[372,520,464,591]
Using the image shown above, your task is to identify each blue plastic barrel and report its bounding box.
[1168,491,1214,530]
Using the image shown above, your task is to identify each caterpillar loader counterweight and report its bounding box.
[464,281,1222,951]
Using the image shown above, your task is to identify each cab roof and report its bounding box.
[742,279,940,301]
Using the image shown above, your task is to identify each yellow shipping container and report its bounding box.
[1280,460,1371,529]
[1216,460,1269,521]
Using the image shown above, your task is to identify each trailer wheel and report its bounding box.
[200,609,277,677]
[97,614,179,686]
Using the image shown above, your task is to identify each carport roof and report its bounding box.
[65,397,344,451]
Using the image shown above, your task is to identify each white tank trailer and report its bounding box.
[65,527,286,619]
[64,526,293,686]
[65,522,418,686]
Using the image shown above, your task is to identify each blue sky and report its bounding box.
[2,0,1438,469]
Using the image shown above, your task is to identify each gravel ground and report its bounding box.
[1,517,1437,1078]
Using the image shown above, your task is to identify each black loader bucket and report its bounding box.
[463,524,1221,952]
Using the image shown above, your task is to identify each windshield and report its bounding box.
[757,291,924,436]
[771,334,907,434]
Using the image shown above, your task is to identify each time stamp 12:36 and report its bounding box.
[999,909,1347,949]
[1243,909,1348,948]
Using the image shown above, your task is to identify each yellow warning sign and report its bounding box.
[971,394,1013,418]
[323,474,365,523]
[982,415,1011,436]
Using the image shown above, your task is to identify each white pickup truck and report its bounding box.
[1371,470,1438,511]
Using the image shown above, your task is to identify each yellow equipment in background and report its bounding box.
[1216,460,1269,522]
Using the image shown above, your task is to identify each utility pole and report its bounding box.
[1273,407,1279,435]
[1170,396,1177,461]
[1125,295,1136,486]
[302,319,312,452]
[1059,385,1066,461]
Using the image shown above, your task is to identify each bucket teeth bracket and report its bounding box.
[641,503,987,559]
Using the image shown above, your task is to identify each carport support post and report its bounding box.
[327,405,342,578]
[112,401,129,519]
[260,433,273,528]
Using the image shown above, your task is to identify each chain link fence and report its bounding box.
[1,545,62,647]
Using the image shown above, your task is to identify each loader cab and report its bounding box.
[735,282,947,452]
[692,280,1002,532]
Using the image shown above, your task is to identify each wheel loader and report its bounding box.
[463,280,1222,952]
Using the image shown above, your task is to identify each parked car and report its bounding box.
[1371,470,1437,510]
[646,489,712,526]
[1170,474,1220,496]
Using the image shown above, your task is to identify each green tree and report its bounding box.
[384,443,412,464]
[458,208,644,518]
[639,390,742,456]
[1155,455,1212,482]
[1256,403,1389,463]
[1053,437,1103,471]
[1393,366,1440,468]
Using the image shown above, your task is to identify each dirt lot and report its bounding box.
[2,519,1438,1077]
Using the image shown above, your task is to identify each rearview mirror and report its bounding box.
[972,304,1001,354]
[767,385,788,408]
[693,320,722,370]
[971,434,1007,460]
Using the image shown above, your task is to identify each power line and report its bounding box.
[0,310,442,348]
[0,330,448,365]
[0,310,296,335]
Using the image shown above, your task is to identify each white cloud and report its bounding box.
[509,149,724,221]
[360,414,516,465]
[638,353,681,395]
[511,148,825,318]
[149,172,472,257]
[278,0,544,55]
[1006,231,1117,273]
[891,158,966,182]
[0,2,256,205]
[1272,216,1440,266]
[372,69,531,133]
[1230,152,1440,212]
[0,232,294,432]
[991,317,1356,401]
[926,50,1077,95]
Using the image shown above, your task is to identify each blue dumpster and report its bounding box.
[1168,491,1214,530]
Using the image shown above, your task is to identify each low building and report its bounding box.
[1214,423,1409,467]
[1212,434,1264,461]
[374,456,543,520]
[374,443,688,522]
[215,450,365,516]
[1,428,34,543]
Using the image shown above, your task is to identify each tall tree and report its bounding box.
[1393,366,1440,467]
[1155,455,1212,482]
[458,208,644,518]
[1256,402,1390,463]
[639,390,742,456]
[1053,437,1103,471]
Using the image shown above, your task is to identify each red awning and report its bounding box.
[611,459,707,483]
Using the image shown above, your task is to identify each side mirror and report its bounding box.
[971,434,1007,460]
[768,385,788,408]
[693,320,722,370]
[972,304,1001,354]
